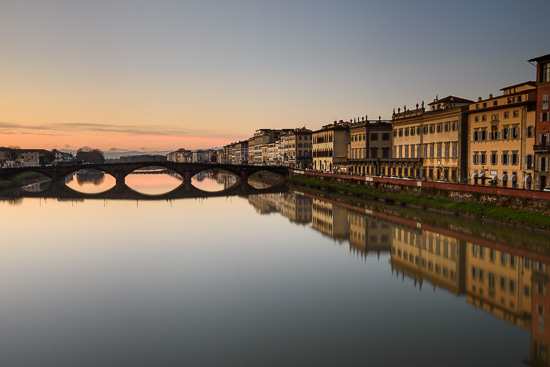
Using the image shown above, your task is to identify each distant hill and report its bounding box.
[61,150,171,160]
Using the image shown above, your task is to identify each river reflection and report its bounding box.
[65,169,115,193]
[1,175,549,366]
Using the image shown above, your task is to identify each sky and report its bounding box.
[1,0,549,153]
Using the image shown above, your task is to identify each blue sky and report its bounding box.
[0,0,548,150]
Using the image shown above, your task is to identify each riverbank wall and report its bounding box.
[289,170,550,217]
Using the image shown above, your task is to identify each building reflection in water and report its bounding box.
[75,170,105,186]
[247,191,550,366]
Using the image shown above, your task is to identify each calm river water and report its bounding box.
[1,170,549,366]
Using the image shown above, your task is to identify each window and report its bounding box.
[502,126,510,139]
[452,142,458,158]
[473,152,479,164]
[437,143,442,158]
[513,110,519,118]
[501,151,509,165]
[527,126,534,138]
[542,62,550,83]
[474,116,479,122]
[482,115,487,122]
[399,129,403,137]
[423,144,428,158]
[430,144,434,158]
[473,129,479,141]
[512,125,519,139]
[540,157,549,173]
[371,133,378,141]
[371,148,377,158]
[500,252,507,265]
[526,154,534,169]
[481,129,487,141]
[480,152,487,165]
[491,124,499,140]
[491,114,499,121]
[429,124,435,134]
[543,94,549,110]
[444,142,450,158]
[404,129,409,137]
[490,152,498,165]
[393,130,397,137]
[444,123,450,132]
[382,133,390,141]
[511,151,519,165]
[410,127,415,136]
[452,122,457,131]
[423,126,428,135]
[504,111,509,119]
[437,124,443,133]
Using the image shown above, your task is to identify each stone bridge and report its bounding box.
[0,162,289,186]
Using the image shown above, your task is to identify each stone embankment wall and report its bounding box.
[290,170,550,217]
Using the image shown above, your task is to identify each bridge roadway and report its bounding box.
[0,162,290,185]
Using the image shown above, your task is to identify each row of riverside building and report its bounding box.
[167,53,550,191]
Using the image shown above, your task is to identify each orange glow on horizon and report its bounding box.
[0,132,243,152]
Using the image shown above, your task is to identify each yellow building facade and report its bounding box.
[312,122,350,172]
[468,82,537,188]
[391,96,472,182]
[390,225,466,294]
[466,243,533,328]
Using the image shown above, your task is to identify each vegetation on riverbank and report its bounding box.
[0,172,49,194]
[289,176,550,231]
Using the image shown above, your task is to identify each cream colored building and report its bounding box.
[465,243,532,328]
[282,194,312,224]
[348,119,393,175]
[390,225,466,295]
[312,122,350,172]
[391,96,472,182]
[468,82,537,188]
[311,199,349,242]
[348,211,392,258]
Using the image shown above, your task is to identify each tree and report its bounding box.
[76,148,105,164]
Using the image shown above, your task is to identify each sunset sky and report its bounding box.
[1,0,549,153]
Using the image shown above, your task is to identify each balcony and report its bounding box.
[533,144,550,153]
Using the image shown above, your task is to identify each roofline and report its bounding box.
[528,53,550,63]
[499,81,536,91]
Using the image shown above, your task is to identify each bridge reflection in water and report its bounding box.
[9,176,287,201]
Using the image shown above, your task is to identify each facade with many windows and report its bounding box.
[347,119,393,175]
[391,96,472,182]
[529,53,550,190]
[282,128,313,169]
[468,82,537,188]
[312,122,350,172]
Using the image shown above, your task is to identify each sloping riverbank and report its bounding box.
[288,175,550,232]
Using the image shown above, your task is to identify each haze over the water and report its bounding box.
[1,0,548,152]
